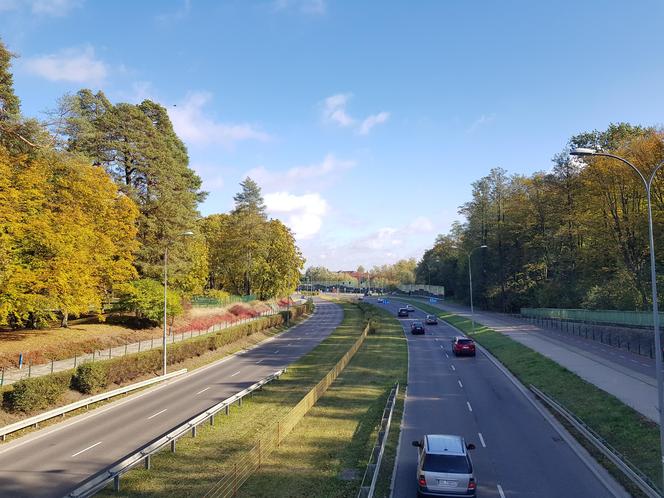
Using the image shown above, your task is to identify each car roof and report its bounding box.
[454,336,472,340]
[425,434,466,456]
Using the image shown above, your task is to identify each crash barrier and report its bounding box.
[530,385,661,498]
[202,320,373,498]
[0,369,186,441]
[66,369,286,497]
[357,383,399,498]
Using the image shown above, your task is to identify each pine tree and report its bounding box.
[233,177,266,218]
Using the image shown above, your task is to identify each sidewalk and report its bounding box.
[0,308,284,387]
[404,297,660,423]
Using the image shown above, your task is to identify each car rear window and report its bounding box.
[457,339,474,345]
[423,454,472,474]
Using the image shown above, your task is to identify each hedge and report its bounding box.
[3,370,73,413]
[73,304,309,394]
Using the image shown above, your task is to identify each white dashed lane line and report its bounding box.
[71,441,102,458]
[466,401,473,412]
[451,365,456,371]
[478,432,486,448]
[147,408,167,420]
[195,387,210,395]
[497,484,506,498]
[458,380,463,388]
[231,370,241,377]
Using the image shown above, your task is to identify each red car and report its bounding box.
[452,337,476,357]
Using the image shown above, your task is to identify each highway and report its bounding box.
[0,299,342,498]
[374,299,627,498]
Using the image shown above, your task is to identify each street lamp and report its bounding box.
[467,245,488,333]
[571,147,664,485]
[163,230,194,376]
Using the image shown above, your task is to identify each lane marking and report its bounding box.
[274,350,280,354]
[478,432,486,448]
[451,365,456,371]
[256,359,263,364]
[497,484,506,498]
[458,380,463,388]
[147,408,167,420]
[445,353,449,359]
[466,401,473,412]
[195,387,210,395]
[231,370,241,377]
[71,441,102,457]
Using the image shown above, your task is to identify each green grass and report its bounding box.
[238,303,407,498]
[98,301,407,497]
[395,297,661,494]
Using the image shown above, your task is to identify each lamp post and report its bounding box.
[571,147,664,485]
[467,245,488,333]
[163,231,194,376]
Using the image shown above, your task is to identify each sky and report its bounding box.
[2,0,664,271]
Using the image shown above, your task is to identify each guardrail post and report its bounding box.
[192,425,197,437]
[258,439,261,468]
[225,405,229,415]
[210,414,215,426]
[114,475,120,491]
[144,455,151,469]
[239,397,243,407]
[171,440,176,452]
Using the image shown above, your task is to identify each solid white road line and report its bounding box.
[195,387,210,395]
[147,408,167,420]
[466,401,473,412]
[497,484,506,498]
[231,370,241,377]
[71,441,102,458]
[451,365,456,371]
[458,380,463,388]
[478,432,486,448]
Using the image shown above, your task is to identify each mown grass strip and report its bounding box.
[97,302,370,497]
[236,302,407,498]
[395,297,661,494]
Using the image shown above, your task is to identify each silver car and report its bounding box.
[412,434,476,497]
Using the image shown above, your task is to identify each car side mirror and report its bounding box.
[412,440,421,447]
[466,443,476,450]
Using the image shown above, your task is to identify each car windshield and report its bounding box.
[413,322,423,326]
[457,339,473,345]
[423,454,472,474]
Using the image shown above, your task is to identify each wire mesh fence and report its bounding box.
[202,320,372,498]
[520,307,664,328]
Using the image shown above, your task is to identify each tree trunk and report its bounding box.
[61,310,69,328]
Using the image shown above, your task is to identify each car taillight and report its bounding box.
[468,477,476,490]
[418,475,426,486]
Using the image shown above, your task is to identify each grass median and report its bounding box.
[237,302,407,498]
[395,297,660,496]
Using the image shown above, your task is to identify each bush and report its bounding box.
[3,370,73,412]
[72,362,111,394]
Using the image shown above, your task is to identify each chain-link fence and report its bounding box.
[521,307,664,328]
[202,320,372,498]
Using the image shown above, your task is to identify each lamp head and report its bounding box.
[570,148,596,156]
[480,245,488,248]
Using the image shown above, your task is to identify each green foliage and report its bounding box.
[0,39,20,120]
[116,278,183,324]
[3,371,72,412]
[232,177,266,218]
[72,362,111,394]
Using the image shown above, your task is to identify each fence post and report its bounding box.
[74,354,77,368]
[258,439,261,469]
[51,359,54,374]
[28,361,32,378]
[125,343,128,356]
[151,337,154,349]
[109,347,112,359]
[1,369,3,386]
[138,340,141,353]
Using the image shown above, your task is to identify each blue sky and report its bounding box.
[2,0,664,270]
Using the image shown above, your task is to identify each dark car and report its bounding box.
[452,337,476,357]
[398,308,409,317]
[425,314,438,325]
[411,321,425,335]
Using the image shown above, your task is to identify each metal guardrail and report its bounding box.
[358,383,399,498]
[0,369,187,441]
[66,369,285,498]
[529,385,661,498]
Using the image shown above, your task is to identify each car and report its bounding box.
[425,314,438,325]
[406,304,415,312]
[452,337,476,357]
[411,321,425,335]
[412,434,476,497]
[398,308,409,317]
[377,298,385,304]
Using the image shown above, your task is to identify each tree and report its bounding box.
[0,39,20,120]
[233,177,266,218]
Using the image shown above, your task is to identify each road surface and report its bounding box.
[375,299,626,498]
[0,299,343,498]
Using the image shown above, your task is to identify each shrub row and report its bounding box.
[2,370,73,413]
[3,305,310,411]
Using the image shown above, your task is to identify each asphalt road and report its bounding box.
[374,299,624,498]
[0,298,342,498]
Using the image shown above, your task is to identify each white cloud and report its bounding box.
[321,93,389,135]
[359,111,390,135]
[246,153,355,191]
[0,0,83,15]
[23,45,108,85]
[168,92,272,147]
[274,0,325,15]
[265,192,329,239]
[467,113,496,133]
[156,0,191,24]
[408,216,434,232]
